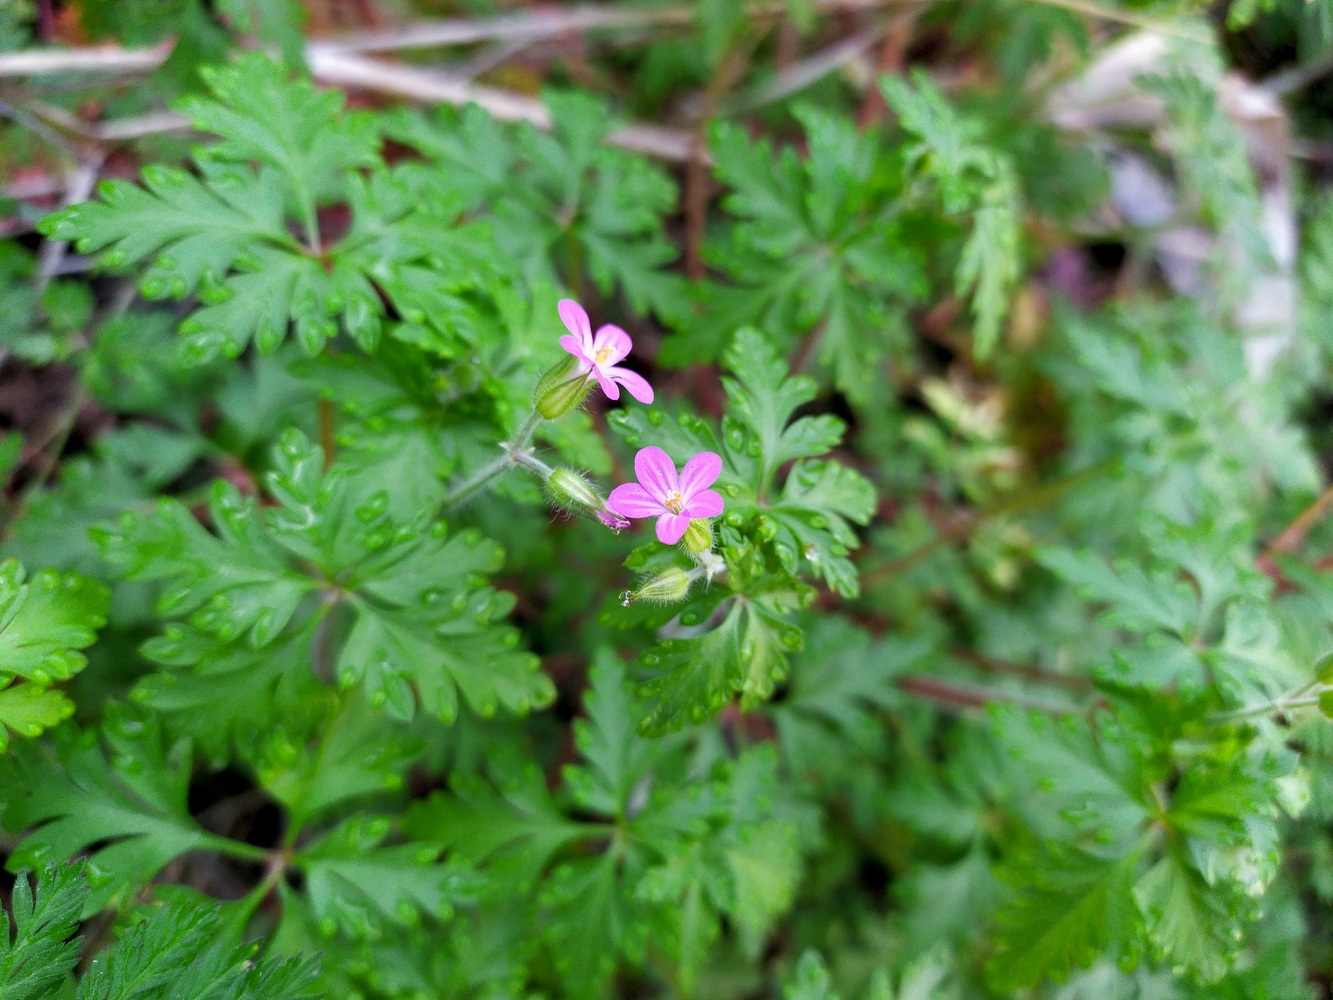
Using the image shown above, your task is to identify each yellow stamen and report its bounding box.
[595,346,613,365]
[665,490,684,514]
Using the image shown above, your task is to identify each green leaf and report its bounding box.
[394,91,683,318]
[666,111,926,399]
[255,691,424,831]
[338,521,550,723]
[404,751,588,888]
[75,890,318,1000]
[988,846,1145,989]
[637,591,804,736]
[0,712,235,912]
[783,952,841,1000]
[540,852,647,999]
[1,862,318,1000]
[723,329,844,482]
[1037,547,1197,635]
[561,650,663,818]
[181,53,378,208]
[177,245,344,360]
[0,558,110,684]
[38,55,481,362]
[896,848,1000,953]
[880,71,1023,356]
[75,894,214,1000]
[708,748,807,955]
[1,865,84,1000]
[0,686,75,752]
[0,559,109,750]
[98,430,551,724]
[212,0,306,64]
[95,487,316,647]
[1135,850,1251,983]
[37,163,294,297]
[295,816,477,938]
[992,707,1151,843]
[770,619,924,776]
[1165,753,1282,896]
[1140,71,1270,283]
[134,625,323,761]
[722,330,874,595]
[771,459,875,598]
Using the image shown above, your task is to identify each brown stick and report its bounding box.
[856,9,915,128]
[1266,483,1333,557]
[722,21,890,116]
[0,2,896,78]
[309,49,704,163]
[1257,482,1333,583]
[950,646,1093,691]
[896,675,1078,715]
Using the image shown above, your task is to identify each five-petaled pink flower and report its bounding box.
[608,446,724,545]
[559,299,654,404]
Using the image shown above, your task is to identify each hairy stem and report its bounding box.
[1211,684,1328,724]
[438,409,546,514]
[512,450,554,478]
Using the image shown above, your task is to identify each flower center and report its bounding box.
[664,490,684,514]
[594,346,613,365]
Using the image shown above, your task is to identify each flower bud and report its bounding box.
[546,467,604,514]
[545,468,629,531]
[682,518,713,557]
[533,355,592,420]
[624,566,692,606]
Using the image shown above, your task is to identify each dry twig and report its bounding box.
[720,21,891,115]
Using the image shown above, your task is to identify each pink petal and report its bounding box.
[679,451,722,499]
[606,366,654,404]
[607,483,665,518]
[682,489,723,519]
[596,509,630,531]
[558,299,593,354]
[595,369,620,401]
[590,324,633,365]
[634,446,678,503]
[559,334,593,368]
[656,511,691,545]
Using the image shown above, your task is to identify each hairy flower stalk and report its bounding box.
[438,409,544,513]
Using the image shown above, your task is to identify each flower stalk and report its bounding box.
[439,409,546,514]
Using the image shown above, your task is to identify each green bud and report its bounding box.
[624,566,692,607]
[533,355,592,420]
[682,518,713,558]
[546,467,604,513]
[1316,650,1333,685]
[1320,689,1333,720]
[545,467,626,531]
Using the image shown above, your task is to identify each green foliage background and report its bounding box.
[4,0,1333,998]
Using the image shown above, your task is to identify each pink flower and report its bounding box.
[607,446,724,545]
[558,299,654,404]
